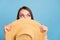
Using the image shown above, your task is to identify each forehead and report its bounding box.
[19,9,30,15]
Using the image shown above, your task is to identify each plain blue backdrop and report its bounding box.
[0,0,60,40]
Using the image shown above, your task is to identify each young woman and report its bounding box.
[4,6,48,40]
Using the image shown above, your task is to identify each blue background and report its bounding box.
[0,0,60,40]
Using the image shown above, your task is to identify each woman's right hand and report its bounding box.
[4,24,12,32]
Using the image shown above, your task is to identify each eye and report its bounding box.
[21,15,24,17]
[19,15,24,18]
[27,14,31,17]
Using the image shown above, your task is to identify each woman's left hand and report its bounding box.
[40,25,48,40]
[40,25,48,33]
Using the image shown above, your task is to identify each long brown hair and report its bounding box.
[17,6,34,20]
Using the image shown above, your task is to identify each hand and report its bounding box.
[40,25,48,40]
[40,25,48,33]
[4,24,12,32]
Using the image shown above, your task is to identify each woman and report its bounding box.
[4,6,48,40]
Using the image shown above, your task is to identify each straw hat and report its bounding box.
[5,19,44,40]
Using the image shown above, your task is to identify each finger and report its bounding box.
[4,24,12,32]
[40,25,48,33]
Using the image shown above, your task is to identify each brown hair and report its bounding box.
[17,6,34,20]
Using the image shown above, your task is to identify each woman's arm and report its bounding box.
[40,25,48,40]
[4,24,12,40]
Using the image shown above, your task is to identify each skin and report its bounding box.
[19,9,31,19]
[4,9,48,40]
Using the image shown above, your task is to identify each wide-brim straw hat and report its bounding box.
[5,19,44,40]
